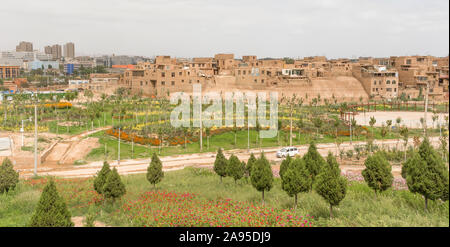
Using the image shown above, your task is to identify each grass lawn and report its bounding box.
[0,167,448,227]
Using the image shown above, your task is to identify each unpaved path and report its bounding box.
[41,126,109,165]
[20,136,443,179]
[71,216,107,227]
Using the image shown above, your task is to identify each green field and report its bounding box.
[0,167,448,227]
[85,126,441,161]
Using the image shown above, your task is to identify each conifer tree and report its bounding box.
[250,152,274,205]
[147,153,164,188]
[362,152,393,198]
[226,154,245,184]
[214,148,228,183]
[0,158,19,193]
[93,161,111,194]
[279,155,292,180]
[402,138,449,210]
[246,153,257,177]
[302,142,326,190]
[281,157,311,210]
[315,153,347,218]
[102,167,126,202]
[29,179,74,227]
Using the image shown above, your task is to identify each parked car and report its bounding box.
[276,147,299,158]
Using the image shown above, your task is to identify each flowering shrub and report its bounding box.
[106,128,161,146]
[43,102,72,109]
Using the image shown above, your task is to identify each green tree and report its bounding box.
[402,138,449,210]
[102,167,126,202]
[147,153,164,188]
[399,126,409,162]
[0,158,19,193]
[315,153,347,218]
[29,179,74,227]
[369,116,376,136]
[279,155,292,180]
[93,161,111,194]
[250,152,274,205]
[362,153,393,198]
[246,153,257,177]
[281,157,312,210]
[213,148,228,183]
[302,142,326,190]
[226,154,245,184]
[386,120,392,134]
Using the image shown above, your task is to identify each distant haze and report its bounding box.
[1,0,448,58]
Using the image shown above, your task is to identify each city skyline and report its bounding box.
[0,0,448,59]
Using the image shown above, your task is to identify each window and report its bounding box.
[243,70,246,75]
[386,80,390,84]
[386,88,392,92]
[161,72,165,77]
[262,79,264,83]
[171,81,175,86]
[254,79,257,83]
[373,80,377,85]
[394,88,397,92]
[171,72,175,77]
[161,81,165,86]
[140,81,143,86]
[179,72,182,76]
[392,80,396,84]
[238,70,241,75]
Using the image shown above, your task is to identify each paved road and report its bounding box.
[20,136,443,179]
[0,137,12,156]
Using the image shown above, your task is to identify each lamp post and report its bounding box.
[31,92,39,177]
[118,127,121,166]
[423,83,429,136]
[20,118,32,147]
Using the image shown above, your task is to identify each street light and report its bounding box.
[31,92,39,177]
[20,117,32,147]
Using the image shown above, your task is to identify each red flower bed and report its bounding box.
[115,191,314,227]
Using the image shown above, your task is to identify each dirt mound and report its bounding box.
[42,137,100,165]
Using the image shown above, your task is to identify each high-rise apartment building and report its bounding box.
[45,44,62,60]
[63,42,75,58]
[44,46,52,55]
[15,41,33,52]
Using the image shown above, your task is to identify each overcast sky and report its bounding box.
[1,0,448,58]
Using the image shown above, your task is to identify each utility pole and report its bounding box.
[199,96,202,152]
[21,120,25,147]
[424,83,429,136]
[247,116,250,152]
[118,127,121,166]
[349,113,353,145]
[34,99,38,177]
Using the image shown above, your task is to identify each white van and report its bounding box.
[276,147,299,158]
